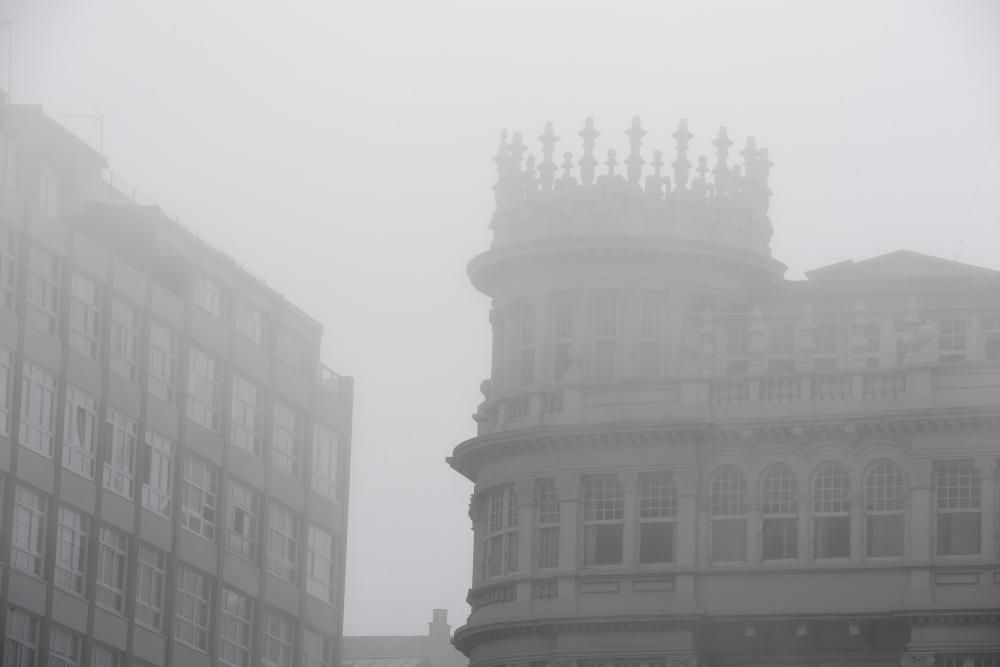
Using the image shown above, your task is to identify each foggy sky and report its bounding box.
[6,0,1000,636]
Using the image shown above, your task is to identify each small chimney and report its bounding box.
[428,609,450,641]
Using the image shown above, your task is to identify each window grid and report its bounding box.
[48,625,82,667]
[104,409,137,498]
[709,467,747,517]
[273,401,302,479]
[537,478,560,525]
[109,298,139,381]
[19,362,57,457]
[639,473,677,518]
[5,608,39,667]
[92,644,123,667]
[0,227,16,310]
[263,608,296,667]
[813,462,850,514]
[0,346,12,436]
[312,423,340,500]
[552,296,573,382]
[175,567,212,651]
[181,456,218,540]
[96,525,128,613]
[267,503,300,583]
[761,465,798,516]
[485,486,518,577]
[276,330,305,371]
[54,506,88,595]
[583,476,624,521]
[68,272,101,359]
[982,315,1000,360]
[303,628,333,667]
[236,300,267,344]
[148,321,177,404]
[306,524,337,604]
[939,318,968,360]
[136,543,167,631]
[188,347,221,431]
[219,588,253,667]
[12,485,47,576]
[865,461,905,513]
[536,478,559,569]
[63,385,98,479]
[231,374,261,455]
[936,461,981,510]
[26,247,60,336]
[226,479,259,562]
[142,429,174,517]
[193,275,223,317]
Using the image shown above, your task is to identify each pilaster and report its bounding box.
[905,460,933,562]
[622,471,639,568]
[515,479,536,575]
[975,458,997,560]
[555,474,580,572]
[675,470,699,567]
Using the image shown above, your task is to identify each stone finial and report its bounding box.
[538,122,559,192]
[625,115,646,186]
[672,119,693,190]
[713,126,733,196]
[741,136,759,175]
[492,129,512,209]
[558,151,576,187]
[579,117,599,186]
[645,149,665,198]
[604,149,618,179]
[757,147,774,212]
[523,154,539,195]
[692,155,709,200]
[509,131,525,173]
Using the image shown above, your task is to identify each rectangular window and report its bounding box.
[148,321,177,404]
[639,291,667,378]
[12,485,47,576]
[20,362,57,457]
[109,298,139,381]
[303,628,333,667]
[96,525,128,613]
[136,543,167,631]
[592,290,617,381]
[142,429,174,517]
[767,323,795,374]
[219,588,253,667]
[104,409,137,498]
[39,165,61,217]
[583,476,624,566]
[982,315,1000,361]
[725,324,751,375]
[267,503,300,583]
[638,473,677,564]
[54,506,88,595]
[865,462,905,558]
[181,456,218,540]
[0,346,11,435]
[188,347,221,431]
[26,247,60,335]
[92,644,123,667]
[63,385,98,479]
[813,464,851,558]
[48,625,82,667]
[276,330,306,371]
[814,319,839,371]
[536,478,560,569]
[236,301,267,344]
[936,460,981,556]
[866,321,881,368]
[0,227,16,311]
[226,479,259,562]
[709,468,748,562]
[263,608,296,667]
[231,374,262,455]
[518,305,536,387]
[939,318,968,363]
[306,524,337,604]
[760,467,799,560]
[485,486,518,577]
[552,295,573,382]
[5,608,39,667]
[175,566,212,651]
[193,275,223,318]
[69,273,101,359]
[311,423,340,500]
[273,401,302,479]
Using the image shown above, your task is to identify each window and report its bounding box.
[760,464,798,560]
[64,385,98,479]
[226,479,259,562]
[276,330,306,370]
[638,473,677,564]
[236,300,267,344]
[725,324,751,375]
[518,304,536,387]
[306,524,337,604]
[104,409,137,498]
[767,323,795,374]
[231,375,262,455]
[0,346,11,435]
[193,275,223,317]
[91,644,123,667]
[814,319,839,371]
[865,321,881,368]
[48,625,82,667]
[639,291,668,378]
[935,460,980,556]
[181,456,218,540]
[26,247,60,335]
[592,290,617,381]
[303,628,334,667]
[709,466,747,562]
[96,525,128,613]
[5,608,39,667]
[69,273,101,358]
[0,228,15,311]
[312,423,341,500]
[583,476,624,566]
[109,298,139,381]
[865,461,904,557]
[39,165,61,217]
[219,588,253,667]
[148,321,177,404]
[536,478,560,569]
[12,485,47,576]
[136,544,167,631]
[54,506,88,595]
[813,462,851,558]
[142,430,174,517]
[552,294,573,382]
[484,486,518,576]
[982,315,1000,361]
[267,502,300,583]
[175,566,212,651]
[939,318,968,363]
[20,362,57,457]
[188,347,221,430]
[273,401,302,479]
[263,608,296,667]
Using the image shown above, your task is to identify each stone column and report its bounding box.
[622,472,639,568]
[556,474,580,571]
[675,470,699,566]
[976,458,997,561]
[515,479,536,575]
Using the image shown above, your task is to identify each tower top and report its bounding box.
[489,117,774,257]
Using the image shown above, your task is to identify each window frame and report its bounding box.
[54,505,89,595]
[708,466,748,563]
[272,400,303,479]
[19,362,57,457]
[306,523,337,604]
[231,374,262,455]
[582,475,624,567]
[812,462,852,559]
[135,543,167,631]
[267,502,300,583]
[181,455,218,540]
[536,478,560,569]
[864,460,905,557]
[68,272,101,359]
[142,429,174,517]
[226,478,259,563]
[96,524,129,614]
[760,464,799,561]
[175,566,213,651]
[12,485,48,576]
[148,320,177,404]
[63,385,98,480]
[187,347,222,431]
[934,460,981,556]
[219,587,254,667]
[104,408,137,499]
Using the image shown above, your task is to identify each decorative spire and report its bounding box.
[578,117,599,186]
[624,115,646,186]
[645,149,664,198]
[492,129,512,209]
[509,131,525,174]
[712,126,733,196]
[558,151,576,186]
[740,136,759,182]
[538,122,559,192]
[604,149,618,179]
[523,154,539,195]
[671,119,693,190]
[692,155,709,200]
[757,147,773,213]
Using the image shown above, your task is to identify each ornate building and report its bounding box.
[448,118,1000,667]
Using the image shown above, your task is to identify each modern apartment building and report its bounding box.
[449,118,1000,667]
[0,98,353,666]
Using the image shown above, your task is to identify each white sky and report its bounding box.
[5,0,999,636]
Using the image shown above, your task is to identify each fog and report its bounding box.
[7,0,999,636]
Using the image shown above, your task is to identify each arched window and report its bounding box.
[813,462,851,558]
[709,466,747,562]
[760,464,798,560]
[934,460,980,556]
[864,461,905,557]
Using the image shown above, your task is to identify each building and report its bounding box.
[341,609,468,667]
[0,97,353,666]
[448,118,1000,667]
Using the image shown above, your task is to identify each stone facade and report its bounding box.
[449,118,1000,667]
